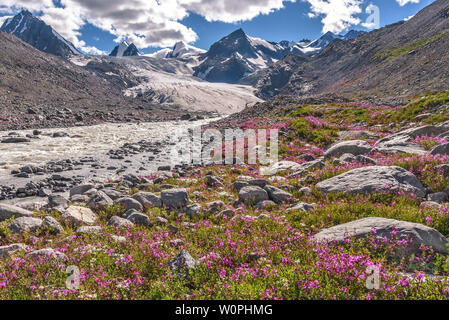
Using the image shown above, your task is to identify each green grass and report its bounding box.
[374,29,449,62]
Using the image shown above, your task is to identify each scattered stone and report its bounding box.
[116,197,143,212]
[69,184,95,197]
[0,243,28,259]
[87,191,113,211]
[238,186,269,205]
[0,204,33,221]
[316,166,426,197]
[248,179,270,188]
[427,192,448,204]
[186,203,201,219]
[206,201,224,215]
[287,202,317,212]
[232,181,250,192]
[27,248,68,264]
[47,194,69,208]
[76,226,102,235]
[255,200,277,210]
[324,140,372,159]
[42,216,64,235]
[161,188,189,209]
[108,216,134,228]
[431,143,449,156]
[169,250,197,276]
[314,217,449,257]
[62,206,98,225]
[264,185,294,204]
[126,212,152,227]
[9,217,43,234]
[420,201,443,210]
[132,192,162,209]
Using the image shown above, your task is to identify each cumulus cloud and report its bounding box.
[397,0,420,6]
[1,0,298,51]
[305,0,363,34]
[180,0,296,23]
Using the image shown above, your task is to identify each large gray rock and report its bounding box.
[314,217,449,256]
[264,185,293,204]
[62,206,98,225]
[27,248,68,264]
[373,125,447,155]
[269,159,324,176]
[132,192,162,209]
[126,212,152,227]
[431,143,449,156]
[161,188,189,209]
[69,184,95,197]
[87,191,113,211]
[169,250,197,276]
[47,194,69,208]
[238,186,269,205]
[108,216,134,229]
[9,217,43,234]
[0,243,28,259]
[0,204,33,221]
[116,197,143,212]
[42,216,64,235]
[324,140,372,159]
[316,166,426,197]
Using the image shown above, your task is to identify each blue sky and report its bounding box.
[0,0,437,55]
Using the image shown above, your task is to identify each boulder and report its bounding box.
[161,188,189,209]
[87,191,113,211]
[316,166,426,197]
[62,206,98,225]
[427,192,448,204]
[0,243,28,259]
[108,216,134,228]
[116,197,143,212]
[238,186,269,205]
[76,226,102,235]
[431,143,449,156]
[9,217,43,234]
[324,140,372,159]
[27,248,68,264]
[42,216,64,235]
[314,217,449,256]
[132,192,162,209]
[69,184,95,197]
[0,204,33,221]
[287,202,317,212]
[169,250,197,276]
[264,185,293,204]
[126,212,152,227]
[186,204,201,219]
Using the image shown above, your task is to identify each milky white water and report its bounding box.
[0,119,215,177]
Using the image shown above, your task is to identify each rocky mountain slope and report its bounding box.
[0,9,79,58]
[0,31,190,129]
[255,0,449,104]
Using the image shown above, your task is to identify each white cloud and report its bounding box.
[180,0,296,23]
[0,0,298,50]
[397,0,420,6]
[305,0,363,34]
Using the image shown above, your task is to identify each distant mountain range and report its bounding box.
[192,28,365,83]
[0,10,364,83]
[0,9,79,58]
[254,0,449,104]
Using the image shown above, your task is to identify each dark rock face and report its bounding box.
[0,10,79,58]
[109,42,141,57]
[193,29,290,84]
